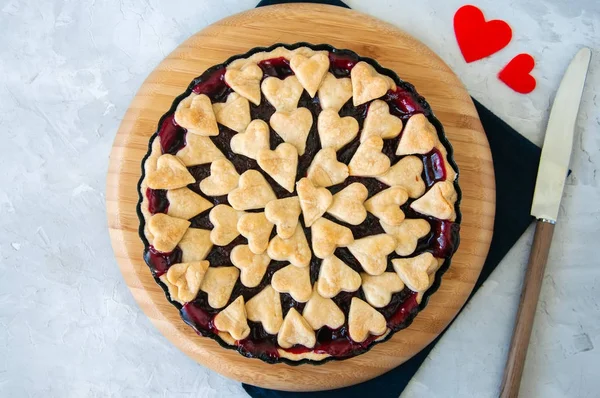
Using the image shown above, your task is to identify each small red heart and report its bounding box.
[498,54,537,94]
[454,5,512,63]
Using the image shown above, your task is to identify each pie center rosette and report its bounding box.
[138,43,460,363]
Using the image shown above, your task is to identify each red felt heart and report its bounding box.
[454,5,512,63]
[498,54,537,94]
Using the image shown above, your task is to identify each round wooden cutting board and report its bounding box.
[106,3,495,391]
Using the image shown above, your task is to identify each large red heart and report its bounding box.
[498,54,537,94]
[454,5,512,63]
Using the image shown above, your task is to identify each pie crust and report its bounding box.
[138,44,460,364]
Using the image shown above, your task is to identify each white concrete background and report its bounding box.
[0,0,598,397]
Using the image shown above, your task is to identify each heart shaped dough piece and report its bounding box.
[381,218,431,256]
[167,187,213,220]
[174,93,219,136]
[147,213,190,253]
[237,212,273,254]
[302,284,345,330]
[208,204,243,246]
[228,170,277,210]
[311,218,354,259]
[277,308,316,349]
[317,73,353,112]
[348,136,391,177]
[410,181,457,220]
[164,261,209,303]
[317,109,359,151]
[213,93,251,133]
[270,108,313,155]
[348,234,396,275]
[272,264,312,303]
[416,274,435,304]
[289,53,330,97]
[392,252,438,292]
[213,296,251,341]
[230,245,270,288]
[364,186,409,226]
[200,266,240,309]
[327,183,368,225]
[267,225,311,268]
[361,100,403,142]
[147,154,195,190]
[296,177,333,227]
[246,285,283,334]
[396,113,439,155]
[199,159,240,197]
[306,147,349,187]
[178,228,213,262]
[230,119,270,160]
[176,134,224,166]
[261,75,303,112]
[348,297,387,343]
[257,143,298,193]
[143,139,164,176]
[376,156,425,198]
[224,63,263,105]
[265,196,301,239]
[384,75,397,90]
[361,272,404,308]
[351,61,391,106]
[317,255,361,298]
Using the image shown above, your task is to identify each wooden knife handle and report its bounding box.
[500,220,555,398]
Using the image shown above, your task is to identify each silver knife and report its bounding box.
[500,47,591,398]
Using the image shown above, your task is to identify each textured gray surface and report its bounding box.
[0,0,598,397]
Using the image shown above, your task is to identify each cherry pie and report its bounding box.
[138,43,460,364]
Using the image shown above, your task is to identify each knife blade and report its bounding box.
[531,47,591,222]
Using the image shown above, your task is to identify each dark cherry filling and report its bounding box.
[145,245,182,277]
[146,188,169,214]
[386,292,419,327]
[181,294,219,334]
[328,50,359,78]
[430,220,460,258]
[258,57,294,78]
[144,52,459,362]
[191,66,229,100]
[238,336,281,361]
[237,322,281,360]
[423,147,447,187]
[384,86,426,117]
[157,114,186,155]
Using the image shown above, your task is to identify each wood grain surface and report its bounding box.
[500,220,555,398]
[106,3,495,391]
